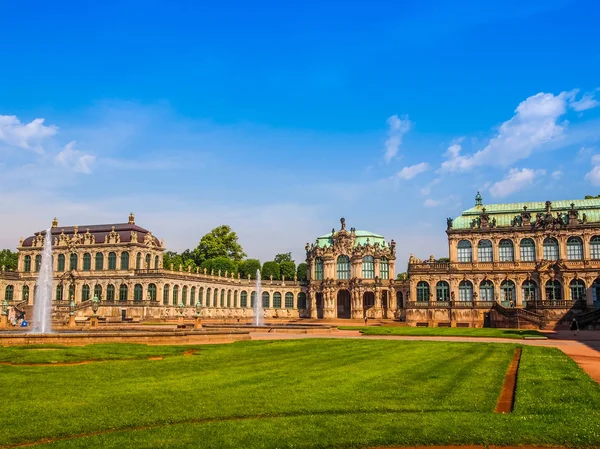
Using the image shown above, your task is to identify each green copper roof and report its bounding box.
[316,230,387,248]
[452,198,600,229]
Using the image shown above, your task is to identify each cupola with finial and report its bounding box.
[51,217,58,228]
[475,191,483,207]
[128,212,135,225]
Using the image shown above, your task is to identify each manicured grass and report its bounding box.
[339,325,546,339]
[0,340,599,448]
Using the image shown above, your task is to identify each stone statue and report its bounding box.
[340,217,346,230]
[446,217,453,229]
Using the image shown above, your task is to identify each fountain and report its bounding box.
[254,269,263,326]
[32,227,53,333]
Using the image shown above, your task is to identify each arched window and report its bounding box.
[362,256,374,279]
[57,254,65,272]
[82,284,90,301]
[119,284,128,301]
[83,253,91,271]
[163,284,170,305]
[273,292,282,308]
[478,240,493,262]
[35,255,41,272]
[173,285,179,306]
[121,252,129,270]
[190,287,196,306]
[68,284,75,301]
[285,292,294,308]
[145,254,151,269]
[182,286,188,306]
[593,279,600,303]
[56,284,63,301]
[148,284,157,301]
[499,240,514,262]
[107,284,115,302]
[570,279,586,301]
[315,258,324,280]
[546,280,562,300]
[240,291,248,308]
[396,291,404,309]
[227,290,231,308]
[543,237,559,261]
[567,237,583,260]
[24,255,31,272]
[220,290,225,308]
[522,280,537,303]
[337,255,351,280]
[108,252,117,270]
[416,281,430,302]
[134,284,143,302]
[69,253,78,271]
[457,240,472,263]
[500,280,515,303]
[380,257,389,279]
[198,287,204,307]
[206,288,211,307]
[22,285,30,302]
[458,281,473,301]
[262,291,270,308]
[297,292,307,309]
[250,291,256,308]
[591,237,600,260]
[436,281,450,301]
[520,238,536,262]
[479,280,494,301]
[95,253,104,270]
[94,284,102,300]
[155,255,160,269]
[136,253,142,269]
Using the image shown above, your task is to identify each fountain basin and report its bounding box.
[202,323,337,334]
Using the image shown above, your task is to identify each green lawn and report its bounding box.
[339,325,546,339]
[0,339,598,448]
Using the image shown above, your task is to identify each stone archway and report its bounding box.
[337,290,351,319]
[316,292,324,319]
[363,292,375,318]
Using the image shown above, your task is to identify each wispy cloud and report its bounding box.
[397,162,429,180]
[570,90,600,112]
[55,141,96,174]
[0,115,58,153]
[424,198,440,207]
[383,114,411,163]
[489,168,545,198]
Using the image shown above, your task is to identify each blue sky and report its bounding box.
[1,0,599,269]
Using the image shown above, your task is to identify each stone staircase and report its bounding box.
[493,303,546,329]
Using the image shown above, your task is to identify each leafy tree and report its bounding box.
[0,249,17,270]
[261,261,281,280]
[192,225,246,264]
[280,261,296,280]
[239,259,261,279]
[296,262,308,281]
[274,252,293,264]
[585,195,600,199]
[396,272,408,280]
[200,257,238,276]
[436,257,450,263]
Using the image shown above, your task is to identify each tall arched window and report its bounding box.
[148,284,157,301]
[108,252,117,270]
[436,281,450,301]
[107,284,115,302]
[522,280,537,303]
[227,290,231,307]
[163,284,170,305]
[198,287,204,307]
[57,254,65,272]
[154,255,159,269]
[119,284,128,301]
[250,291,256,308]
[82,284,90,301]
[416,281,430,302]
[35,255,41,272]
[520,238,536,262]
[337,255,350,280]
[478,240,493,262]
[233,291,238,308]
[136,253,142,269]
[68,284,75,301]
[479,280,494,301]
[69,253,78,271]
[570,279,586,301]
[297,292,307,309]
[24,255,31,272]
[567,237,583,260]
[145,254,151,269]
[396,291,404,309]
[500,280,515,303]
[94,284,102,300]
[362,256,374,279]
[315,258,324,280]
[273,292,282,308]
[190,287,196,306]
[56,284,63,301]
[499,240,514,262]
[120,252,129,270]
[240,290,248,308]
[459,281,473,301]
[380,257,389,279]
[546,280,562,300]
[593,278,600,303]
[220,290,225,307]
[206,288,212,307]
[543,237,559,261]
[591,236,600,260]
[173,285,179,306]
[285,292,294,308]
[83,253,91,271]
[182,286,188,306]
[22,285,30,302]
[134,284,143,302]
[95,253,104,270]
[262,291,270,308]
[457,240,472,263]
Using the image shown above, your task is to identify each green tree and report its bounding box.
[585,194,600,199]
[239,259,261,279]
[274,252,293,264]
[280,261,296,280]
[0,249,17,270]
[296,263,308,281]
[396,272,408,280]
[261,261,281,280]
[200,257,238,276]
[192,225,246,264]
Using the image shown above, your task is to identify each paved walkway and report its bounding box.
[250,330,600,383]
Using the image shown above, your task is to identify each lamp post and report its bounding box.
[177,301,185,327]
[90,294,100,329]
[194,300,203,329]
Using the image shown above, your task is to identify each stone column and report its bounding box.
[515,277,524,307]
[373,289,382,318]
[562,276,571,301]
[309,291,317,319]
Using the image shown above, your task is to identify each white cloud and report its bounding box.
[55,141,96,174]
[396,162,429,180]
[383,114,411,163]
[585,154,600,186]
[551,170,563,179]
[0,115,58,153]
[489,168,546,198]
[420,178,441,195]
[424,198,440,207]
[570,91,600,112]
[441,91,572,172]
